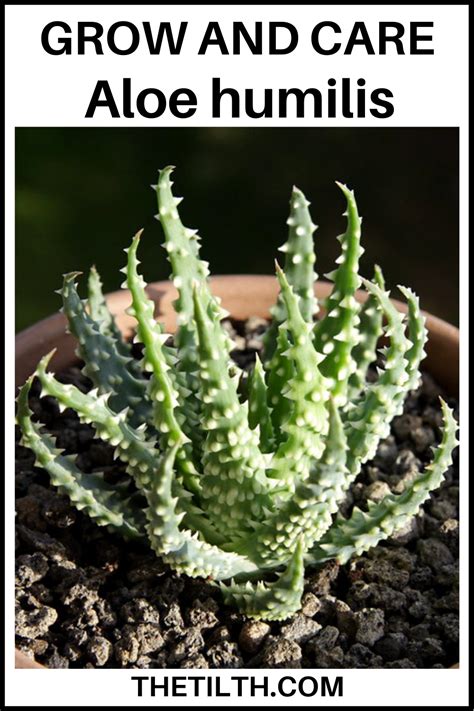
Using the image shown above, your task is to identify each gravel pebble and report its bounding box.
[417,538,454,571]
[114,629,140,667]
[364,481,391,503]
[180,653,209,669]
[185,598,219,631]
[334,600,357,636]
[354,608,385,646]
[136,624,165,655]
[300,592,321,617]
[345,643,383,668]
[206,641,243,669]
[239,620,271,655]
[87,635,112,666]
[306,561,340,595]
[15,553,48,587]
[310,625,340,652]
[281,613,321,643]
[260,638,302,668]
[373,633,406,661]
[120,598,160,625]
[16,604,58,640]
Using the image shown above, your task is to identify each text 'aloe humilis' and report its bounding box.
[17,167,458,621]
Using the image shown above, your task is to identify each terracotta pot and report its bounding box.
[14,275,459,669]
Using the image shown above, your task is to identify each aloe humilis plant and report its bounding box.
[16,167,458,621]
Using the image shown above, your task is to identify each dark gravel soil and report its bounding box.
[15,317,459,669]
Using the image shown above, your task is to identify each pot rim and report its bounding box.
[16,273,460,337]
[14,274,459,669]
[16,274,459,393]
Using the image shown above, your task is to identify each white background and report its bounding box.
[5,3,469,707]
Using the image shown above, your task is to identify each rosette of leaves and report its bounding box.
[16,167,458,621]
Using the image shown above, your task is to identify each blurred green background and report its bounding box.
[16,128,458,331]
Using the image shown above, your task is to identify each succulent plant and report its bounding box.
[16,167,458,621]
